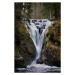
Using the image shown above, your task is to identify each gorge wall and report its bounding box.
[15,19,36,68]
[40,20,61,67]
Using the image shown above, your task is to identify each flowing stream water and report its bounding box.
[16,19,61,73]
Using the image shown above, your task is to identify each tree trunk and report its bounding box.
[54,4,58,18]
[50,8,51,19]
[34,3,36,19]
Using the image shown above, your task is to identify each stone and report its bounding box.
[36,59,43,64]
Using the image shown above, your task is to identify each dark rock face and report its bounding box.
[15,19,36,68]
[15,59,26,68]
[41,44,61,67]
[41,20,61,67]
[43,46,61,67]
[36,59,43,64]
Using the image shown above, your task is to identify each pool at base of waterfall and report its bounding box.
[15,63,61,73]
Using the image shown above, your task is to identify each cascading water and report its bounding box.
[25,19,51,63]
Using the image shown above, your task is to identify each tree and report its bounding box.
[41,3,61,19]
[15,3,23,20]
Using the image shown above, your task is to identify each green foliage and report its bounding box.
[40,3,60,19]
[46,27,54,41]
[57,37,61,42]
[48,25,52,30]
[53,16,55,19]
[15,3,23,20]
[55,24,60,28]
[15,3,33,20]
[46,20,61,45]
[25,3,33,19]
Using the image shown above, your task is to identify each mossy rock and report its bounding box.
[43,20,61,67]
[43,44,61,67]
[15,19,36,67]
[44,46,60,67]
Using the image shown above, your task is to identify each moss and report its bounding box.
[57,55,60,62]
[56,33,60,36]
[46,37,49,42]
[50,47,55,51]
[15,19,36,67]
[48,26,52,30]
[16,47,19,53]
[49,29,54,35]
[57,37,61,42]
[43,20,61,67]
[53,16,55,19]
[55,24,60,32]
[44,45,60,66]
[55,24,59,28]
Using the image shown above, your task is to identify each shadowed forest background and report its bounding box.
[15,3,61,72]
[15,3,60,19]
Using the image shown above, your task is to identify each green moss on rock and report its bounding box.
[15,19,36,68]
[42,20,61,67]
[44,46,61,67]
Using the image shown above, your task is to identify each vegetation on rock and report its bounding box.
[42,20,61,67]
[15,19,36,68]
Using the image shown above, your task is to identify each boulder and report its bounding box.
[36,59,43,64]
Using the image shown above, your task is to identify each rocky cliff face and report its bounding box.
[40,20,61,67]
[15,19,36,68]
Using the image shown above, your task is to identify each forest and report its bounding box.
[15,3,61,73]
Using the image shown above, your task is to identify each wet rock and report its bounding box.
[17,56,23,60]
[15,19,36,68]
[41,20,61,67]
[15,59,27,68]
[36,59,43,64]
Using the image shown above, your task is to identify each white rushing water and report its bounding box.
[24,19,51,67]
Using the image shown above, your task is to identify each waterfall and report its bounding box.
[16,19,61,72]
[24,19,51,66]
